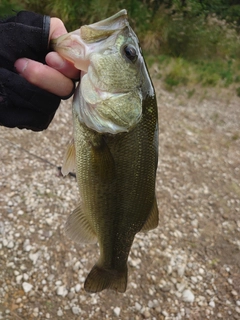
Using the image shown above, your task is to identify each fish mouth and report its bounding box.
[51,10,129,72]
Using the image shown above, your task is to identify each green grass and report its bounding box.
[0,0,23,16]
[146,54,240,93]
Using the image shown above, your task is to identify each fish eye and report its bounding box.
[123,45,138,63]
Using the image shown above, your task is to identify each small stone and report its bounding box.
[191,276,198,284]
[0,222,5,235]
[29,226,35,233]
[135,302,141,311]
[22,282,33,293]
[191,219,198,227]
[162,310,168,317]
[56,286,68,297]
[29,251,41,265]
[232,290,238,296]
[129,258,141,267]
[113,307,121,317]
[176,282,186,292]
[236,307,240,314]
[209,300,215,308]
[143,309,151,318]
[43,286,48,293]
[73,261,81,271]
[72,306,81,315]
[46,218,53,226]
[47,274,54,282]
[24,244,32,252]
[16,275,23,284]
[182,289,195,302]
[7,241,14,249]
[23,273,29,281]
[75,284,81,293]
[177,265,186,277]
[57,309,63,317]
[33,307,39,317]
[67,291,75,300]
[16,298,22,304]
[199,268,204,275]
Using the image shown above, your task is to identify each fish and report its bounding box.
[52,9,159,293]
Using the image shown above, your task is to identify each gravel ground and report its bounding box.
[0,75,240,320]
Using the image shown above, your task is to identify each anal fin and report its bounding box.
[65,205,97,244]
[141,196,159,232]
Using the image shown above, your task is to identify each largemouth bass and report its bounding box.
[53,10,159,293]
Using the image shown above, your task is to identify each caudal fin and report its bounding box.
[84,264,128,293]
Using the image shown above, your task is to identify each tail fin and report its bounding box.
[84,264,128,293]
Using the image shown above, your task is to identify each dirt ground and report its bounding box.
[0,74,239,319]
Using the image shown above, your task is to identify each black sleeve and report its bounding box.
[0,11,62,131]
[0,11,50,71]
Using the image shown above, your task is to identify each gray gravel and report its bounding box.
[0,76,240,319]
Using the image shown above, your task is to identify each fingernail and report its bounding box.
[14,58,29,74]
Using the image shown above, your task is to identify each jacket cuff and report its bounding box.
[43,15,51,52]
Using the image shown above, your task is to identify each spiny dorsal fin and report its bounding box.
[141,197,159,232]
[65,205,97,244]
[61,139,76,176]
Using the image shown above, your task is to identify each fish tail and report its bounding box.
[84,264,128,293]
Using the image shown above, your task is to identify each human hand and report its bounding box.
[14,18,80,98]
[0,12,80,131]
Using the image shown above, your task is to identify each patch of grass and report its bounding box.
[209,258,220,269]
[163,58,190,89]
[149,54,240,93]
[187,89,196,98]
[232,133,239,141]
[193,59,237,87]
[236,87,240,97]
[0,0,24,17]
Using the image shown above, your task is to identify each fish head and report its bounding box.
[52,10,154,134]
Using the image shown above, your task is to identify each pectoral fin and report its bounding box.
[61,139,76,176]
[65,206,97,244]
[90,135,115,182]
[141,197,159,232]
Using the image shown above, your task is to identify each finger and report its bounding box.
[14,58,74,97]
[45,52,80,80]
[49,17,67,40]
